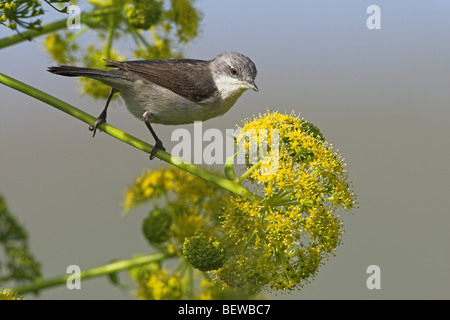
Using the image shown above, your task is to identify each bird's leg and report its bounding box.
[89,87,117,137]
[143,111,166,160]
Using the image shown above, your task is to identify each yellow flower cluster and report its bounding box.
[130,263,183,300]
[124,166,231,299]
[124,166,228,248]
[123,110,356,296]
[0,0,45,31]
[216,110,356,292]
[0,287,22,300]
[124,0,163,30]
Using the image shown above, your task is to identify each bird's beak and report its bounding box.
[244,80,258,92]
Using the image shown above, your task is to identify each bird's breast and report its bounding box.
[119,80,240,125]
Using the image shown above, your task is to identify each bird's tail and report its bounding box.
[47,65,111,78]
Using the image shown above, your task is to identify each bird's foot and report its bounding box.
[149,140,166,160]
[89,116,106,137]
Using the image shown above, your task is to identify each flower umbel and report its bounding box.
[216,110,356,292]
[124,110,356,297]
[124,166,228,248]
[130,263,183,300]
[124,166,234,299]
[0,0,68,32]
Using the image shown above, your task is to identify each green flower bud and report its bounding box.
[142,209,172,244]
[125,0,163,30]
[183,233,226,272]
[283,120,325,163]
[300,120,325,141]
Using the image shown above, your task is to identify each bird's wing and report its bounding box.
[103,59,218,103]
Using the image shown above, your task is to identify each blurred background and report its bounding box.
[1,0,450,299]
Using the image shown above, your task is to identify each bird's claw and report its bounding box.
[89,118,105,137]
[149,141,166,160]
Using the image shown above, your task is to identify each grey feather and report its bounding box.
[102,59,218,103]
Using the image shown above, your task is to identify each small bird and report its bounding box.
[48,52,258,159]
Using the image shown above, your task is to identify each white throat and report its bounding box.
[213,74,249,101]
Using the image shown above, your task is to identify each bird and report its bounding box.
[47,52,258,159]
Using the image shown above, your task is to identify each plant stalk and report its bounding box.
[0,8,119,49]
[14,253,170,295]
[0,73,259,200]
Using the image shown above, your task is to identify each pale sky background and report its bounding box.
[1,0,450,299]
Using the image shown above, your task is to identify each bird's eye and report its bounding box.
[230,67,238,76]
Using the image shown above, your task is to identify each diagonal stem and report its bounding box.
[0,8,119,50]
[14,253,171,295]
[0,72,260,201]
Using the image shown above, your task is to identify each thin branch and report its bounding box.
[14,253,171,295]
[0,18,67,49]
[0,8,119,49]
[0,73,259,201]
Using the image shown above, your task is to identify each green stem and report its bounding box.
[224,153,239,182]
[238,160,262,184]
[66,25,88,42]
[104,14,116,59]
[14,253,170,295]
[124,17,151,49]
[87,0,115,7]
[44,0,69,14]
[242,228,258,255]
[0,18,67,49]
[0,8,119,50]
[133,28,151,48]
[0,73,259,200]
[180,261,194,299]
